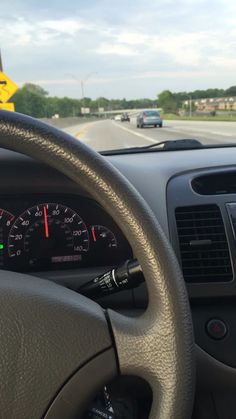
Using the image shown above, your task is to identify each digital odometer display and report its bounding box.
[8,203,89,269]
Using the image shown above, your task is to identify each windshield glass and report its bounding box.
[1,0,236,152]
[143,111,160,117]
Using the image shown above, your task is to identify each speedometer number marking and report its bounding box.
[8,203,89,268]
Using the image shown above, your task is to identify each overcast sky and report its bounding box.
[1,0,236,99]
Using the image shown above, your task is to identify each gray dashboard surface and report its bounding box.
[109,147,236,236]
[1,146,236,239]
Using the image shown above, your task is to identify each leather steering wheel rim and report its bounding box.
[0,110,195,419]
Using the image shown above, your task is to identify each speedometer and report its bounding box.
[8,203,89,269]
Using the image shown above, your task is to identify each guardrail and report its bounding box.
[39,116,101,129]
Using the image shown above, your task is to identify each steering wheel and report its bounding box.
[0,111,194,419]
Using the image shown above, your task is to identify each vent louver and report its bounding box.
[175,204,233,283]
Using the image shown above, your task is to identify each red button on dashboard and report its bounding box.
[206,319,227,340]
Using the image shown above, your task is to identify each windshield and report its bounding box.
[1,1,236,152]
[143,111,160,117]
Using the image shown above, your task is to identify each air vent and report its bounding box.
[175,204,233,283]
[192,171,236,195]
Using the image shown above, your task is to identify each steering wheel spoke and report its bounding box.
[109,306,194,419]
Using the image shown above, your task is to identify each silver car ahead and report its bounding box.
[137,110,163,128]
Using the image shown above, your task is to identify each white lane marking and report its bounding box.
[112,121,158,144]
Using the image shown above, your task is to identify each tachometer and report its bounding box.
[8,203,89,269]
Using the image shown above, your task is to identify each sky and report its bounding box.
[1,0,236,99]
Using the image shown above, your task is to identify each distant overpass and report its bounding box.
[94,108,161,116]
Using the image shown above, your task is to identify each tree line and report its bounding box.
[12,83,156,118]
[157,86,236,113]
[11,83,236,118]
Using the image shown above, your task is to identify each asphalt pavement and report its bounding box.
[63,119,236,151]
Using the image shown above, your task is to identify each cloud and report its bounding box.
[38,19,89,35]
[116,32,148,45]
[151,32,207,66]
[0,16,91,47]
[108,30,209,66]
[1,0,236,98]
[22,69,211,89]
[207,56,236,71]
[95,43,139,56]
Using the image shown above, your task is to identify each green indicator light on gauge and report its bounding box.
[0,244,4,250]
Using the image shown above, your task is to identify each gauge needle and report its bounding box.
[91,226,97,242]
[43,206,49,238]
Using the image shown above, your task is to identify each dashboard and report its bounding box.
[3,145,236,416]
[0,194,132,272]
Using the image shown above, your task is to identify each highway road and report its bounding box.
[64,119,236,152]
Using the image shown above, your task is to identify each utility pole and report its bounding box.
[67,72,97,100]
[189,95,192,118]
[81,80,85,99]
[81,72,97,102]
[0,49,3,72]
[65,72,97,115]
[0,50,3,103]
[0,50,18,110]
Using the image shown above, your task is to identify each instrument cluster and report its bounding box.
[0,195,132,272]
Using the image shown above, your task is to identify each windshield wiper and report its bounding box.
[102,138,204,155]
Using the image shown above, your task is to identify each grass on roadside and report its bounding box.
[162,113,236,122]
